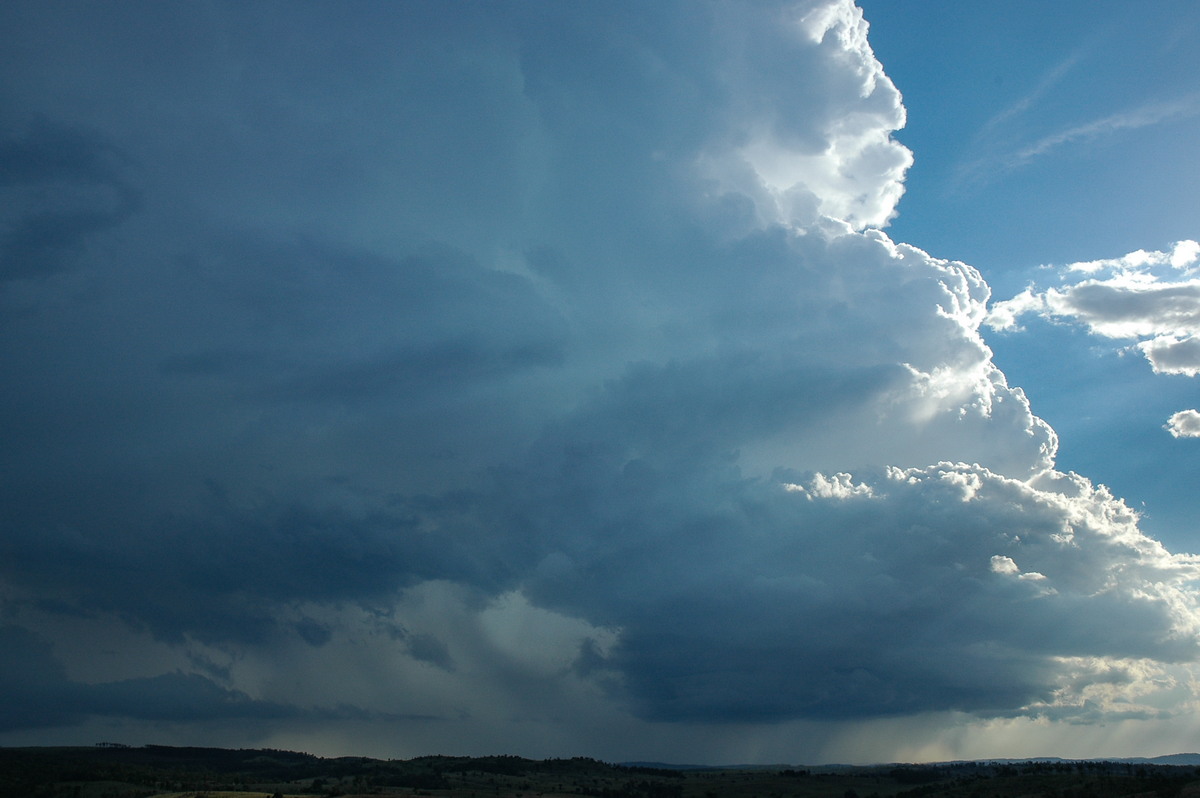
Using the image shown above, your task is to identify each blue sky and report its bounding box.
[2,0,1200,765]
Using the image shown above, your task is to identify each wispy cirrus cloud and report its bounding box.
[1009,95,1200,168]
[974,51,1085,145]
[950,35,1200,192]
[956,92,1200,189]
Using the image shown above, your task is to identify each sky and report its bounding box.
[1,0,1200,766]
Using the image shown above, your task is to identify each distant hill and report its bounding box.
[928,754,1200,768]
[627,754,1200,770]
[2,746,1199,798]
[1136,754,1200,766]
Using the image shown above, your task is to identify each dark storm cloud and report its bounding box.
[0,120,140,280]
[0,0,1197,750]
[294,618,333,648]
[0,623,456,734]
[0,119,126,186]
[80,673,297,724]
[0,481,474,645]
[402,632,456,672]
[0,626,311,732]
[0,626,79,732]
[160,238,568,407]
[476,374,1195,722]
[0,224,568,644]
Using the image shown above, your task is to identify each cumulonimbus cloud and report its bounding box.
[0,0,1197,752]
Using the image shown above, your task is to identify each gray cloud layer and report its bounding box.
[1,0,1197,755]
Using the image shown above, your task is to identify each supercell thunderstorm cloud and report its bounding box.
[1,0,1199,763]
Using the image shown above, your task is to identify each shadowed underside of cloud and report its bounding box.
[0,120,141,281]
[0,625,391,733]
[533,460,1199,722]
[0,0,1197,751]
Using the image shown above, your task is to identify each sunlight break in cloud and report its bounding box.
[1,0,1199,763]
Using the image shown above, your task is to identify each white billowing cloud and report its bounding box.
[698,0,912,231]
[989,554,1020,575]
[1136,335,1200,377]
[1166,409,1200,439]
[1,0,1199,759]
[987,241,1200,436]
[987,241,1200,372]
[988,241,1200,375]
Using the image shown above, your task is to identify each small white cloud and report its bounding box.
[1166,409,1200,438]
[990,554,1020,575]
[984,287,1044,331]
[799,472,876,500]
[1172,240,1200,269]
[1137,335,1200,376]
